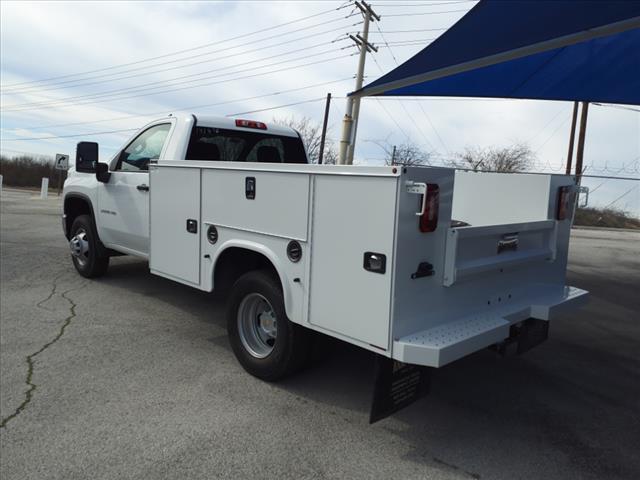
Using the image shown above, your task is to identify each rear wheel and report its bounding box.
[69,214,109,278]
[227,270,310,381]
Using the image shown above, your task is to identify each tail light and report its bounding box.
[235,119,267,130]
[419,184,440,232]
[556,186,576,220]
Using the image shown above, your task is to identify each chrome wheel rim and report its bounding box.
[237,293,277,358]
[69,228,90,266]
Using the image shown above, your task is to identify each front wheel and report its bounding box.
[227,270,310,381]
[69,214,109,278]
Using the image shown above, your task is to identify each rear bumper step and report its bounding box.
[393,286,588,367]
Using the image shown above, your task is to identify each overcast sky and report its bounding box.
[1,0,638,215]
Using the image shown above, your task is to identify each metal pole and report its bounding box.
[391,145,397,166]
[57,169,63,196]
[338,1,378,165]
[565,101,579,174]
[575,101,589,179]
[345,12,371,165]
[338,97,353,165]
[318,93,332,164]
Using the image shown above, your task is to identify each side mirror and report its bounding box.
[96,162,111,183]
[76,141,99,173]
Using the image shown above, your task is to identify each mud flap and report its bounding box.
[369,356,431,424]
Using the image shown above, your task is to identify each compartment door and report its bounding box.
[149,166,201,286]
[309,175,397,350]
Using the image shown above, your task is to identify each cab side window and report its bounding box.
[116,124,171,172]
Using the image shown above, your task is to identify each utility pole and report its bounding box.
[575,101,589,180]
[391,145,397,166]
[565,101,579,175]
[338,0,379,165]
[318,93,332,164]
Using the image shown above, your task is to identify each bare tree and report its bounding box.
[273,116,337,164]
[370,140,432,166]
[450,144,535,172]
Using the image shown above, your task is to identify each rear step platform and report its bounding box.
[393,286,588,368]
[394,315,510,368]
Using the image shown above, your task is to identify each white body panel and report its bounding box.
[97,172,150,256]
[308,174,398,350]
[149,167,201,285]
[201,169,310,241]
[452,171,553,226]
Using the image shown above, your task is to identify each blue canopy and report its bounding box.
[357,0,640,105]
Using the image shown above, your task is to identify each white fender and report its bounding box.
[211,239,296,319]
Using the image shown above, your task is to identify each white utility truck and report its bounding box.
[62,114,588,422]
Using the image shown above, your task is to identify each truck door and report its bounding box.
[97,123,172,256]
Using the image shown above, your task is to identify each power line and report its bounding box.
[534,113,571,152]
[593,103,640,113]
[226,97,334,116]
[374,99,411,142]
[603,185,639,209]
[1,128,138,142]
[371,28,447,33]
[3,52,357,112]
[375,1,473,6]
[23,77,355,131]
[1,4,351,90]
[371,55,436,152]
[373,22,449,154]
[384,9,472,17]
[3,20,360,96]
[383,39,435,45]
[2,97,338,142]
[526,105,567,144]
[4,41,352,110]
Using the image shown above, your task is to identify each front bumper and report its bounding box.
[392,286,589,368]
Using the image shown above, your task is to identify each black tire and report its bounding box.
[69,214,109,278]
[227,270,310,381]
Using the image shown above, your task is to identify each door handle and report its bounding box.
[137,184,149,192]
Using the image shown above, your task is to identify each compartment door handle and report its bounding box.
[405,181,428,216]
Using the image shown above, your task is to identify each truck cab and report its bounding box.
[62,114,307,258]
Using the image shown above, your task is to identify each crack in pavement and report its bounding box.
[1,275,87,429]
[34,271,68,312]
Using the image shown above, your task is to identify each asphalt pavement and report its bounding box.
[1,188,639,480]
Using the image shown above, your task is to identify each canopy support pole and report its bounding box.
[575,102,589,179]
[565,101,579,174]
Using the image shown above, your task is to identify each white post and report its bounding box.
[338,97,354,165]
[40,177,49,199]
[0,174,3,196]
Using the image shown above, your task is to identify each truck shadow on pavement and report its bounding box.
[99,257,639,480]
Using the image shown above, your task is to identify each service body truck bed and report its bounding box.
[149,160,586,366]
[63,114,587,422]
